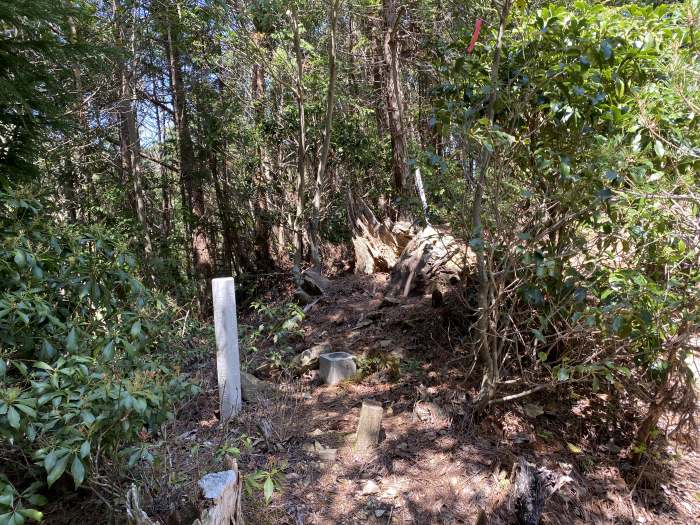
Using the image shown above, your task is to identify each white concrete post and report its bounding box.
[212,277,242,422]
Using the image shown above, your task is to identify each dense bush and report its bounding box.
[432,0,699,447]
[0,189,198,523]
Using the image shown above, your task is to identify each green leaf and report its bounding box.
[0,494,13,508]
[130,320,141,338]
[263,476,274,503]
[80,440,91,458]
[47,455,69,487]
[10,512,26,525]
[43,450,57,473]
[14,404,36,418]
[13,250,26,268]
[538,351,548,362]
[17,510,42,522]
[567,442,583,454]
[7,406,20,429]
[557,366,570,381]
[102,340,114,360]
[70,456,85,487]
[653,140,665,158]
[65,328,78,353]
[615,77,624,98]
[531,329,546,343]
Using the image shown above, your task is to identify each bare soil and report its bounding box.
[49,272,700,524]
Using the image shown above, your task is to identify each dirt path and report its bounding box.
[151,273,699,525]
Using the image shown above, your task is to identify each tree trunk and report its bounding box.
[473,0,511,411]
[165,5,212,311]
[382,0,409,203]
[251,32,274,271]
[309,0,340,273]
[291,9,307,281]
[114,0,153,259]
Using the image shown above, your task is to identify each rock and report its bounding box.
[198,471,238,500]
[524,403,544,418]
[318,448,337,463]
[294,288,315,305]
[375,509,386,517]
[292,343,333,369]
[241,371,277,401]
[379,295,401,308]
[301,269,331,296]
[319,352,357,385]
[361,480,380,495]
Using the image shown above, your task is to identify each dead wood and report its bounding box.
[388,225,470,297]
[347,191,401,274]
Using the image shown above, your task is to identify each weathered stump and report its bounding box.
[347,191,401,274]
[388,225,470,297]
[354,400,383,453]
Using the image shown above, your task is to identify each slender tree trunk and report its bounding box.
[382,0,409,204]
[113,0,153,259]
[309,0,340,273]
[473,0,511,411]
[165,5,212,311]
[251,33,274,271]
[153,78,171,249]
[291,9,306,280]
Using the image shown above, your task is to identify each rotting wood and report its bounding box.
[126,462,244,525]
[347,190,401,274]
[354,399,383,453]
[388,225,470,297]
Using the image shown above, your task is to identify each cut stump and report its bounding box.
[354,400,383,453]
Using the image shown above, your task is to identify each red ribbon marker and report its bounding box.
[467,18,483,54]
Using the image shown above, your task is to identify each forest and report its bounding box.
[1,0,699,523]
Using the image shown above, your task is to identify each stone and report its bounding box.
[301,269,331,296]
[198,470,238,500]
[292,342,332,369]
[361,480,380,495]
[212,278,242,422]
[318,448,337,463]
[319,352,357,385]
[379,296,401,308]
[241,371,276,401]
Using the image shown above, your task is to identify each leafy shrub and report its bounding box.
[0,188,198,522]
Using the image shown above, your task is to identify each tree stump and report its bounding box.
[387,225,470,297]
[347,191,401,274]
[354,400,383,453]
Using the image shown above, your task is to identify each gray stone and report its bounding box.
[292,342,332,369]
[319,352,357,385]
[198,470,238,500]
[241,371,277,401]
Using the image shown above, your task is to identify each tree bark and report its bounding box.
[473,0,511,411]
[382,0,409,203]
[291,9,307,281]
[164,5,212,311]
[114,0,153,259]
[251,33,274,271]
[309,0,340,273]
